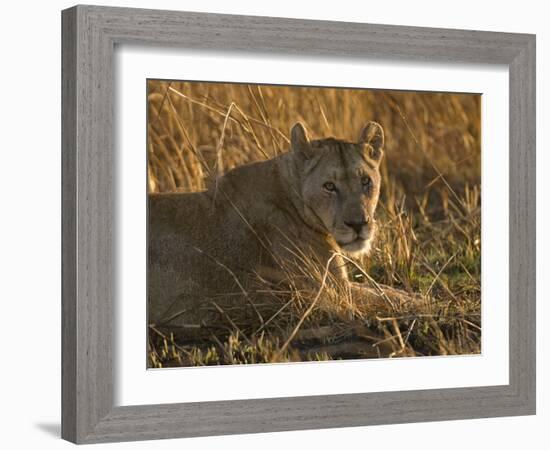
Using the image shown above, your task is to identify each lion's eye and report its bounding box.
[361,177,372,191]
[323,182,336,192]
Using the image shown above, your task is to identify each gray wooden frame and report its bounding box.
[61,4,536,444]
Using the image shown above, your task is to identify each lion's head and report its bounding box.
[289,121,384,255]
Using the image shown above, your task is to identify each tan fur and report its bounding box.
[148,122,406,326]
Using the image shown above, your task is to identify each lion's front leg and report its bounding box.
[348,281,421,313]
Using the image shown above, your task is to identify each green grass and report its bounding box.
[146,80,481,367]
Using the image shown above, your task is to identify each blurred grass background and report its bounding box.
[147,80,481,367]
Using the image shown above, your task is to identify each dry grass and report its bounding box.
[146,79,481,367]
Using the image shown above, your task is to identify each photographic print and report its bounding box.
[147,80,481,368]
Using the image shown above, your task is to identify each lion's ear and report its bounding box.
[290,122,313,159]
[359,121,384,163]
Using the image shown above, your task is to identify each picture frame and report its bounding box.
[61,4,536,444]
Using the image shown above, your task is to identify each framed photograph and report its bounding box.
[61,4,536,444]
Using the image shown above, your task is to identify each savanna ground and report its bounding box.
[147,80,481,367]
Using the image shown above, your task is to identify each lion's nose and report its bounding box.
[344,218,369,234]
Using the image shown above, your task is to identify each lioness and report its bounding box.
[148,121,409,327]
